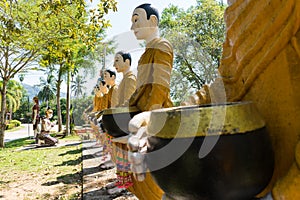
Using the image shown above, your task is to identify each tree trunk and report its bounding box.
[65,69,70,136]
[56,65,63,132]
[0,80,7,148]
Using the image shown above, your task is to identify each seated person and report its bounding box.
[38,109,58,146]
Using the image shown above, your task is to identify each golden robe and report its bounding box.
[107,84,118,108]
[129,38,174,111]
[126,38,174,200]
[117,71,136,106]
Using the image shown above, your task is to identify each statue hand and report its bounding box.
[128,111,151,133]
[127,112,151,182]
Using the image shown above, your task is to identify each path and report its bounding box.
[4,123,59,143]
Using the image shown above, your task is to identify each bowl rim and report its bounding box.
[147,101,266,138]
[102,106,140,115]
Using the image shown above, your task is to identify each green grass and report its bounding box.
[0,136,82,199]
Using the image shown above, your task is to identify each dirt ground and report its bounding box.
[0,139,138,200]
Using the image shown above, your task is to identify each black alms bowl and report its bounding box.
[145,102,274,200]
[101,106,141,137]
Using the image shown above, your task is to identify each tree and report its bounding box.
[38,0,117,135]
[71,75,87,97]
[36,73,57,108]
[0,80,23,118]
[160,0,226,103]
[0,0,117,147]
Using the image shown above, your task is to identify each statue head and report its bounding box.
[99,80,108,94]
[104,69,116,86]
[114,51,132,74]
[131,3,159,41]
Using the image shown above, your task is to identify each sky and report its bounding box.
[19,0,198,93]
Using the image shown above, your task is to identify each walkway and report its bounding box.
[4,123,59,143]
[80,129,137,200]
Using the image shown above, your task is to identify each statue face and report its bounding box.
[99,82,108,94]
[104,71,115,86]
[131,8,156,40]
[114,53,129,73]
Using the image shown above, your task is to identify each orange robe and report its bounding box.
[129,38,174,111]
[107,84,118,108]
[127,38,174,200]
[117,71,136,107]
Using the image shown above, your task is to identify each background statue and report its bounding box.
[113,51,136,107]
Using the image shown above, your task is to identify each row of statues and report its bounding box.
[90,3,172,199]
[89,1,300,199]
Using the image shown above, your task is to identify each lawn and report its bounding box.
[0,136,82,200]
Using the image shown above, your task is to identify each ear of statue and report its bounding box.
[125,58,130,66]
[150,15,158,27]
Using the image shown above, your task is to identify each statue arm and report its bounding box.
[123,77,137,105]
[144,47,173,110]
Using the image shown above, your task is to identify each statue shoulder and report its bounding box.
[151,38,173,53]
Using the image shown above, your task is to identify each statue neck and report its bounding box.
[145,29,159,44]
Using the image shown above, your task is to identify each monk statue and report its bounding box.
[128,3,173,112]
[103,69,118,108]
[92,80,108,112]
[100,51,137,194]
[125,3,174,200]
[113,51,136,107]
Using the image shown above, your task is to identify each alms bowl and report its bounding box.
[145,102,274,200]
[101,106,141,138]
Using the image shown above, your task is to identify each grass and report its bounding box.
[0,135,82,200]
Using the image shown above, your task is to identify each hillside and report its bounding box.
[22,83,66,99]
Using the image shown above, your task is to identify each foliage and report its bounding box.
[160,0,226,103]
[0,0,117,147]
[9,119,21,127]
[5,119,21,130]
[71,74,87,97]
[0,80,24,112]
[36,72,57,106]
[71,95,93,126]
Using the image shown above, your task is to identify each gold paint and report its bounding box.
[147,102,265,138]
[101,106,140,115]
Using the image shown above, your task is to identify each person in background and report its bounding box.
[39,108,58,146]
[32,96,40,144]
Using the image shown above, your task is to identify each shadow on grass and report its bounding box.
[42,171,82,186]
[54,157,82,167]
[4,137,35,149]
[59,147,82,156]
